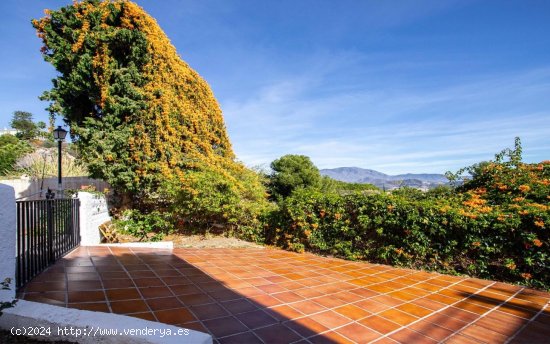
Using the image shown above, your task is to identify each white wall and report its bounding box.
[0,184,16,301]
[78,192,111,246]
[0,176,110,201]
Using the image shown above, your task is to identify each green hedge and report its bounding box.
[265,175,549,289]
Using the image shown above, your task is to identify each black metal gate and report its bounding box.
[15,198,80,289]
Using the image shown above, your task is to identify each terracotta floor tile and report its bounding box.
[25,282,67,293]
[110,299,150,314]
[218,331,262,344]
[359,315,401,334]
[349,287,380,299]
[99,271,129,280]
[425,293,458,305]
[273,291,305,303]
[291,300,327,315]
[396,303,433,317]
[65,266,97,273]
[104,288,141,301]
[207,289,242,302]
[497,304,538,319]
[102,279,135,289]
[128,270,156,279]
[444,333,485,343]
[23,291,66,304]
[139,286,174,298]
[146,296,183,311]
[509,322,550,344]
[249,294,283,307]
[438,307,481,323]
[355,298,393,313]
[130,312,157,321]
[334,303,371,320]
[266,304,304,321]
[169,283,202,296]
[453,301,492,315]
[388,290,420,302]
[133,277,164,288]
[190,303,229,320]
[203,316,248,338]
[67,280,103,291]
[379,308,418,326]
[66,272,100,281]
[68,302,110,312]
[232,286,264,298]
[411,297,447,311]
[313,295,348,309]
[309,331,355,344]
[390,328,439,344]
[458,324,508,343]
[372,295,405,307]
[177,292,215,306]
[236,309,278,329]
[257,283,286,294]
[410,321,454,341]
[222,299,258,315]
[155,308,197,325]
[337,322,380,342]
[67,290,105,303]
[162,276,191,286]
[253,323,303,343]
[472,316,521,337]
[310,310,353,328]
[424,314,468,332]
[22,246,550,343]
[283,317,329,338]
[334,291,364,303]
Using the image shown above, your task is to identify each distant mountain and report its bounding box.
[320,167,449,190]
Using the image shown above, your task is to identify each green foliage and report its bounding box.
[269,155,322,199]
[319,176,379,194]
[266,140,550,289]
[33,0,270,233]
[0,137,32,176]
[165,166,273,242]
[114,209,173,242]
[10,111,42,140]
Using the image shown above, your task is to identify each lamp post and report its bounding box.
[53,126,68,198]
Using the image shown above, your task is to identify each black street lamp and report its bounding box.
[53,126,68,198]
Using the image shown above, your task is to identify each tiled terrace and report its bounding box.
[19,246,550,343]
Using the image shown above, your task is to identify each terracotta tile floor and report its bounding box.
[19,246,550,343]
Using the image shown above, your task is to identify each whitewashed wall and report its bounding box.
[78,192,111,246]
[0,176,109,200]
[0,184,16,301]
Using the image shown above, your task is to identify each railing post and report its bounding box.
[47,200,54,263]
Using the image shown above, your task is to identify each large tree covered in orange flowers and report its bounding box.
[33,0,268,230]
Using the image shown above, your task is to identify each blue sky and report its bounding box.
[1,0,549,174]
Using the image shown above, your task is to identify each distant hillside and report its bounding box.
[320,167,449,190]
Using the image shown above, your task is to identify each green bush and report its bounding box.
[114,209,173,242]
[163,166,273,242]
[265,149,550,289]
[0,137,31,176]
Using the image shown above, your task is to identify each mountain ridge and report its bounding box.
[320,167,449,190]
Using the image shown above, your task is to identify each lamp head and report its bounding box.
[53,126,68,141]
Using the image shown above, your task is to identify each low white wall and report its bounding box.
[79,191,111,246]
[0,184,16,300]
[0,176,110,200]
[1,301,211,344]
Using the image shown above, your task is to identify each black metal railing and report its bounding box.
[16,198,80,289]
